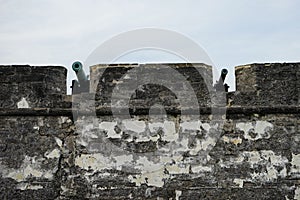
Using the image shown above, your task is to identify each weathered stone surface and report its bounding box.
[0,116,74,200]
[232,63,300,106]
[0,63,299,199]
[90,63,213,108]
[0,65,67,108]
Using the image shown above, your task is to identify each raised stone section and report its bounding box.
[232,63,300,106]
[90,63,213,109]
[0,65,67,108]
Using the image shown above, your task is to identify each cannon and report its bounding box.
[71,61,89,94]
[72,61,88,83]
[219,69,228,83]
[214,68,229,92]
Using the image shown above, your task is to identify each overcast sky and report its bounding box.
[1,0,299,93]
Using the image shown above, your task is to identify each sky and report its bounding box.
[1,0,299,93]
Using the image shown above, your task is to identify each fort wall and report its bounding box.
[0,63,299,199]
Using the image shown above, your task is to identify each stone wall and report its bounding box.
[232,63,300,106]
[0,63,299,200]
[0,65,68,108]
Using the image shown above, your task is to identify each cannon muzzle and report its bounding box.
[72,61,88,83]
[71,61,89,94]
[220,68,228,83]
[214,68,229,92]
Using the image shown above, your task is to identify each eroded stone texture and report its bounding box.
[90,63,213,108]
[66,113,299,199]
[0,63,299,200]
[0,116,74,200]
[0,65,67,108]
[232,63,300,106]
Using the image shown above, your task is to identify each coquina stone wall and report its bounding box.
[0,63,299,200]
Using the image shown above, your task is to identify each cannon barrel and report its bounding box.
[72,61,88,84]
[214,68,229,92]
[219,68,228,83]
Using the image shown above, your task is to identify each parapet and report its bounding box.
[90,63,213,110]
[0,65,67,108]
[231,62,300,106]
[1,62,299,110]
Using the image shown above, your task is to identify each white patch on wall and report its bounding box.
[290,153,300,176]
[54,137,63,148]
[128,155,190,187]
[295,186,300,200]
[161,121,176,141]
[123,120,146,133]
[166,164,189,174]
[175,190,182,200]
[17,183,44,190]
[134,156,162,172]
[128,169,168,187]
[45,149,61,159]
[222,135,242,145]
[180,120,201,132]
[148,122,164,132]
[38,118,44,126]
[76,123,100,147]
[2,155,55,182]
[17,97,30,108]
[236,121,273,141]
[189,136,216,155]
[99,122,119,138]
[233,178,244,188]
[113,155,133,170]
[59,116,69,124]
[148,121,177,141]
[75,153,111,171]
[191,165,212,173]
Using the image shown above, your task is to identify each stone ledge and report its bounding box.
[0,106,299,116]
